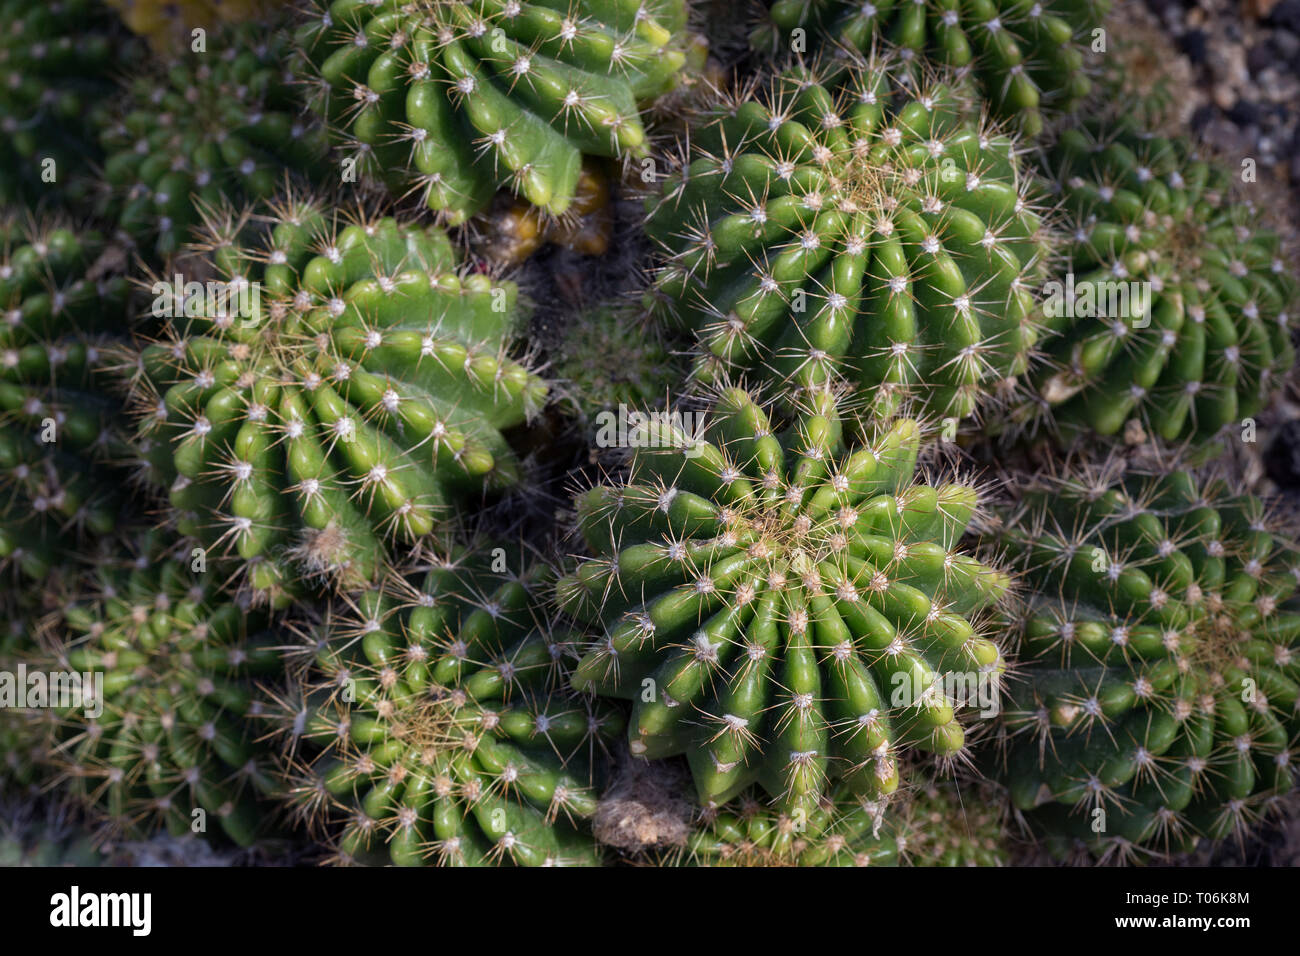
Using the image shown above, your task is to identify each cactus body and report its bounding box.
[558,386,1010,817]
[280,551,624,866]
[556,304,676,421]
[296,0,690,224]
[644,61,1048,422]
[1029,124,1297,449]
[131,195,547,602]
[96,25,330,261]
[994,465,1300,859]
[750,0,1109,137]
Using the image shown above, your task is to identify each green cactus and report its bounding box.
[1026,123,1298,449]
[643,58,1049,423]
[557,385,1011,818]
[0,801,103,867]
[295,0,691,225]
[129,193,547,603]
[749,0,1109,137]
[0,0,123,206]
[899,778,1006,864]
[554,303,677,421]
[992,463,1300,860]
[36,533,284,847]
[0,219,133,584]
[273,549,625,866]
[96,22,331,261]
[679,786,899,865]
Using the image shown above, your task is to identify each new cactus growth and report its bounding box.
[130,193,547,602]
[1027,122,1298,449]
[295,0,690,224]
[557,385,1011,818]
[96,25,330,260]
[38,534,284,847]
[643,58,1049,422]
[0,219,132,583]
[276,549,624,865]
[749,0,1109,137]
[993,463,1300,859]
[555,303,676,420]
[900,778,1006,864]
[0,0,120,206]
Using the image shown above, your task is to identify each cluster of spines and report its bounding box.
[991,462,1300,860]
[553,302,676,420]
[127,192,547,602]
[295,0,690,224]
[557,384,1011,820]
[643,55,1050,424]
[270,547,624,865]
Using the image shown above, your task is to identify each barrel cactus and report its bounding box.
[37,534,284,847]
[557,385,1011,818]
[644,58,1049,422]
[749,0,1109,137]
[1026,122,1297,450]
[295,0,691,224]
[0,219,132,584]
[129,192,547,603]
[274,549,625,866]
[96,24,330,260]
[992,462,1300,860]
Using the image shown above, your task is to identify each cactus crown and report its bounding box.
[994,460,1300,860]
[644,55,1050,423]
[558,384,1011,818]
[129,192,547,602]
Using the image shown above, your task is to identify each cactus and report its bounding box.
[96,24,330,261]
[749,0,1109,137]
[295,0,691,225]
[35,533,284,847]
[0,800,103,866]
[555,303,676,421]
[1026,122,1298,450]
[900,778,1006,864]
[557,385,1011,818]
[643,58,1049,423]
[0,0,123,206]
[475,161,615,265]
[992,462,1300,860]
[0,219,133,584]
[129,193,547,603]
[106,0,293,53]
[273,549,625,866]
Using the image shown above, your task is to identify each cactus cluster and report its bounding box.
[295,0,691,224]
[644,58,1049,422]
[129,193,546,602]
[0,219,132,584]
[993,462,1300,860]
[274,548,624,865]
[557,385,1010,816]
[96,25,330,260]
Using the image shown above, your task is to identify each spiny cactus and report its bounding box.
[295,0,691,224]
[679,786,899,865]
[554,303,676,421]
[557,385,1011,818]
[272,548,624,866]
[0,800,102,866]
[37,533,284,847]
[900,777,1006,864]
[992,462,1300,860]
[129,193,547,603]
[749,0,1109,137]
[96,24,330,260]
[1025,122,1297,450]
[643,58,1049,423]
[107,0,290,53]
[0,219,133,584]
[0,0,121,205]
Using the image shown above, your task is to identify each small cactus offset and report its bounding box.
[643,57,1050,423]
[0,218,133,584]
[749,0,1109,137]
[554,302,676,421]
[129,193,547,602]
[0,800,103,867]
[1027,122,1298,450]
[36,533,285,847]
[557,385,1011,818]
[96,24,330,260]
[274,548,625,865]
[992,462,1300,860]
[899,778,1007,864]
[295,0,691,224]
[0,0,123,206]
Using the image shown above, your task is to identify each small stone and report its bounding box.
[1212,83,1236,110]
[1228,99,1262,126]
[1265,0,1300,30]
[1180,28,1209,63]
